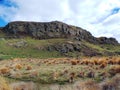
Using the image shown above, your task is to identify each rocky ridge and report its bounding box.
[0,21,119,57]
[1,21,119,45]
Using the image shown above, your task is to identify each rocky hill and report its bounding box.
[1,21,119,45]
[0,21,119,58]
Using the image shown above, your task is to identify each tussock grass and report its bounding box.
[0,76,11,90]
[0,56,119,84]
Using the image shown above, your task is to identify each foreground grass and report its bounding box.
[1,74,120,90]
[0,56,120,90]
[0,76,11,90]
[0,56,119,84]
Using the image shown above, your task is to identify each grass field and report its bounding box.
[83,41,120,54]
[0,56,120,84]
[0,38,67,60]
[0,37,120,89]
[0,56,120,90]
[0,38,120,60]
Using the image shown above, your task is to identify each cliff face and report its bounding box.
[1,21,119,45]
[0,27,3,32]
[0,21,120,57]
[97,37,119,45]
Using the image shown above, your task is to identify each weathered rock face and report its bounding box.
[1,21,119,45]
[46,42,102,57]
[97,37,119,45]
[2,21,95,41]
[0,27,3,33]
[47,42,81,53]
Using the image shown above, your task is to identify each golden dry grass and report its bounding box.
[0,56,119,84]
[77,80,102,90]
[0,76,11,90]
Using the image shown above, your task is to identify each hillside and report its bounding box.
[0,21,120,59]
[0,21,120,89]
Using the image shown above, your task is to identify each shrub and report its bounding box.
[69,72,75,83]
[71,60,77,65]
[99,63,107,68]
[15,64,22,70]
[86,71,95,78]
[26,66,32,70]
[109,65,120,76]
[93,59,99,65]
[0,67,10,74]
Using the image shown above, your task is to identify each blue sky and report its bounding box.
[0,0,8,26]
[0,0,120,42]
[0,17,6,26]
[0,0,12,7]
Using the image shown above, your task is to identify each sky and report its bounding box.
[0,0,120,42]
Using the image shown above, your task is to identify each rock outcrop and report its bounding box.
[1,21,119,45]
[0,21,119,57]
[97,37,119,45]
[0,27,3,33]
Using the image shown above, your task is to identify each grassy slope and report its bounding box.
[0,33,120,60]
[83,41,120,54]
[0,34,120,88]
[0,38,67,60]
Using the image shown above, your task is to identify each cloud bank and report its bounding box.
[0,0,120,42]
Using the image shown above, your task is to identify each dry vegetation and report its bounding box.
[0,56,120,90]
[0,76,11,90]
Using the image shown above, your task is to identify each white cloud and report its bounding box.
[0,0,120,42]
[11,0,69,21]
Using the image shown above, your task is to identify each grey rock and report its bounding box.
[2,21,96,43]
[1,21,119,45]
[97,37,119,45]
[8,40,27,48]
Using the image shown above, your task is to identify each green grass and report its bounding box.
[83,41,104,52]
[0,38,67,60]
[1,57,120,84]
[0,37,119,60]
[100,44,120,52]
[83,41,120,53]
